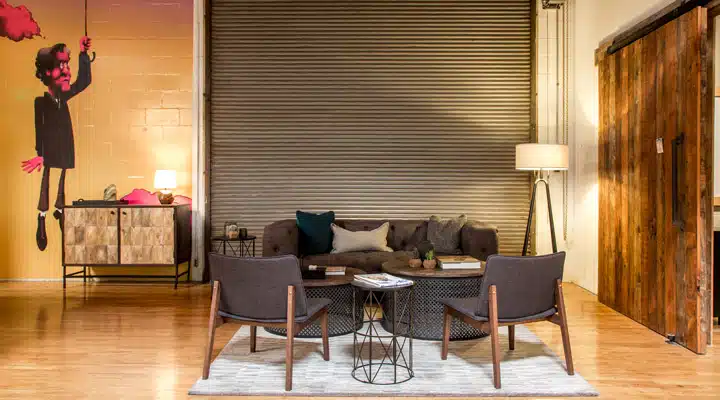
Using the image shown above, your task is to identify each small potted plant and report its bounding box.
[423,250,437,269]
[408,248,422,268]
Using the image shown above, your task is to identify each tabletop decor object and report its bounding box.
[224,221,240,239]
[154,169,177,205]
[103,184,117,201]
[422,250,436,269]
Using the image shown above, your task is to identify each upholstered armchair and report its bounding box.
[439,252,573,389]
[203,254,331,391]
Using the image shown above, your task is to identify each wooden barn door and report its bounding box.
[598,7,712,354]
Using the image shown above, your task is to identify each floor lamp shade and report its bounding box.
[515,143,569,171]
[515,143,568,256]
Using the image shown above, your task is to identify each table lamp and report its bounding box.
[154,169,177,205]
[515,143,569,255]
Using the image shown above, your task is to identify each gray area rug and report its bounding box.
[190,323,598,397]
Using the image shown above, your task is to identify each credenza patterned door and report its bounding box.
[120,207,175,264]
[64,207,119,265]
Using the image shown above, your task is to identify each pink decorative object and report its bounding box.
[121,189,160,205]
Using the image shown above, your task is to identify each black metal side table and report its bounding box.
[351,280,414,385]
[211,236,256,257]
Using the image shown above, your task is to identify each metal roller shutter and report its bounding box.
[209,0,532,255]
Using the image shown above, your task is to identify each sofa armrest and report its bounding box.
[460,221,499,261]
[262,219,299,257]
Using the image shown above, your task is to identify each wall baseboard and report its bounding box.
[0,278,63,282]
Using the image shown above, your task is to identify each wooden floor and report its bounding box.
[0,282,718,399]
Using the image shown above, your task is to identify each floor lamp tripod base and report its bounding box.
[521,175,558,256]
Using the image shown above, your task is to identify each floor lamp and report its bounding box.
[516,143,569,256]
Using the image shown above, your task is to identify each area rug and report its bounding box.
[190,323,598,397]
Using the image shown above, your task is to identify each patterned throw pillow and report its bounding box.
[427,215,467,254]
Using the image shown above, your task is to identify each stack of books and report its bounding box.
[354,273,413,288]
[302,265,347,280]
[437,256,482,270]
[325,266,346,276]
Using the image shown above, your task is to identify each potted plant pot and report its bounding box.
[423,259,437,269]
[408,258,422,268]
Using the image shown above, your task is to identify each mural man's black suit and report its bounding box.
[35,51,92,213]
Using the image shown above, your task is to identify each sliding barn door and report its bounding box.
[598,7,712,354]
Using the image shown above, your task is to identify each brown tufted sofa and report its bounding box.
[263,219,499,273]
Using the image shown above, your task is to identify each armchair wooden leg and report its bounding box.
[202,281,221,380]
[441,306,451,360]
[489,285,501,389]
[556,279,574,375]
[250,326,257,353]
[508,325,515,351]
[320,308,330,361]
[285,285,295,391]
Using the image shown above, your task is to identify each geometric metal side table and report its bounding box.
[211,235,256,257]
[351,280,414,385]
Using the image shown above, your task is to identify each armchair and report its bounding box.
[203,254,331,391]
[439,252,573,389]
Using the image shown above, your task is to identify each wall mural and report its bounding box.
[4,1,94,251]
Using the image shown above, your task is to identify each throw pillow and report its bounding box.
[331,222,393,253]
[428,215,467,254]
[296,211,335,255]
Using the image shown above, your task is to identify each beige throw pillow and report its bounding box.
[331,222,393,253]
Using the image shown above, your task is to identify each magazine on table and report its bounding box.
[354,273,413,288]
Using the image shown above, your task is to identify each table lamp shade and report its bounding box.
[154,170,177,190]
[515,143,569,171]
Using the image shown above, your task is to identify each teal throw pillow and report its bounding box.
[296,210,335,255]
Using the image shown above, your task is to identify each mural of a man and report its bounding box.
[21,36,93,251]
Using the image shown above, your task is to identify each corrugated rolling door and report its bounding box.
[209,0,532,255]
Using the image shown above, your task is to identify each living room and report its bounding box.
[1,0,719,398]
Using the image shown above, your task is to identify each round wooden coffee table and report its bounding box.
[265,267,365,338]
[382,260,486,341]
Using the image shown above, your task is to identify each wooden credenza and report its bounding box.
[62,204,192,288]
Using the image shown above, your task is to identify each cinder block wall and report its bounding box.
[0,0,193,279]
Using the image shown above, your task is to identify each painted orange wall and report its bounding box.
[0,0,194,279]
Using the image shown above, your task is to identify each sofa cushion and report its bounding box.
[296,211,335,255]
[303,250,414,273]
[389,221,428,251]
[331,222,393,253]
[428,215,467,254]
